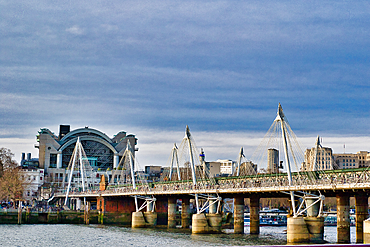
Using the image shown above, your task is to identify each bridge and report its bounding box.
[53,104,370,245]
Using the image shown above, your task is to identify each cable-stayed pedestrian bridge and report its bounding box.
[56,167,370,198]
[53,104,370,244]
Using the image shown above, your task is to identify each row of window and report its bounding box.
[343,159,355,162]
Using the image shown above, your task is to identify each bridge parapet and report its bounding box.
[54,168,370,198]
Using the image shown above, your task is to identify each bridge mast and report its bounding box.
[169,143,181,181]
[64,137,90,207]
[236,147,244,176]
[274,104,297,216]
[185,126,200,213]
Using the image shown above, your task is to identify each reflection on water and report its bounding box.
[0,224,357,247]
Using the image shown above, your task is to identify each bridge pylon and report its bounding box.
[179,126,223,233]
[256,103,325,243]
[116,141,158,228]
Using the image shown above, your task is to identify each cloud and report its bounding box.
[65,25,84,35]
[0,0,369,164]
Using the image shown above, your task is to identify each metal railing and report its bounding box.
[54,168,370,197]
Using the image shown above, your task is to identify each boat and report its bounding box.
[323,212,356,226]
[244,210,288,227]
[244,216,250,226]
[259,214,287,226]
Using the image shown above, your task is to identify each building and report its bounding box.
[333,151,370,169]
[301,136,370,171]
[267,148,280,173]
[357,151,370,168]
[145,166,162,182]
[35,125,138,187]
[19,153,44,204]
[218,159,236,175]
[207,162,221,177]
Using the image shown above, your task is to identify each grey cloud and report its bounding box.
[1,0,369,145]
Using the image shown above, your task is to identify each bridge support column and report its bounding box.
[209,197,218,214]
[304,197,325,243]
[181,197,191,228]
[143,211,157,226]
[364,220,370,244]
[355,193,368,243]
[97,197,105,224]
[132,211,147,228]
[250,197,259,235]
[234,196,244,234]
[287,216,310,243]
[168,197,177,228]
[192,213,222,234]
[132,211,158,228]
[304,217,324,243]
[83,202,89,225]
[337,193,350,243]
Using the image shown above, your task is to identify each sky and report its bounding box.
[1,1,369,166]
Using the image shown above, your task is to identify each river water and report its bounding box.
[0,225,357,246]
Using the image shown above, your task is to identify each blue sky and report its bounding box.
[1,1,369,165]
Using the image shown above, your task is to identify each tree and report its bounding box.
[0,148,24,201]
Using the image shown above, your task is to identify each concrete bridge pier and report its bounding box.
[192,213,222,234]
[304,198,325,243]
[364,220,370,244]
[132,202,157,228]
[287,216,310,244]
[168,197,177,228]
[181,197,191,228]
[355,193,368,243]
[234,196,244,234]
[249,197,260,235]
[132,211,147,228]
[337,193,350,243]
[192,195,222,234]
[144,201,157,226]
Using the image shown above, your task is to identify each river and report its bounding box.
[0,225,357,246]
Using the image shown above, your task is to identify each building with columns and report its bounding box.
[35,125,137,187]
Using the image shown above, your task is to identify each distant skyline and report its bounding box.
[1,1,369,165]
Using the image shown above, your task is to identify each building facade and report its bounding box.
[35,125,137,187]
[19,153,44,204]
[302,136,370,171]
[333,151,370,169]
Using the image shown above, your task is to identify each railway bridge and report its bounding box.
[53,104,370,244]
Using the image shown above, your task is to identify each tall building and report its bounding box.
[35,125,137,186]
[302,137,335,171]
[267,148,279,173]
[301,136,337,171]
[302,136,370,171]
